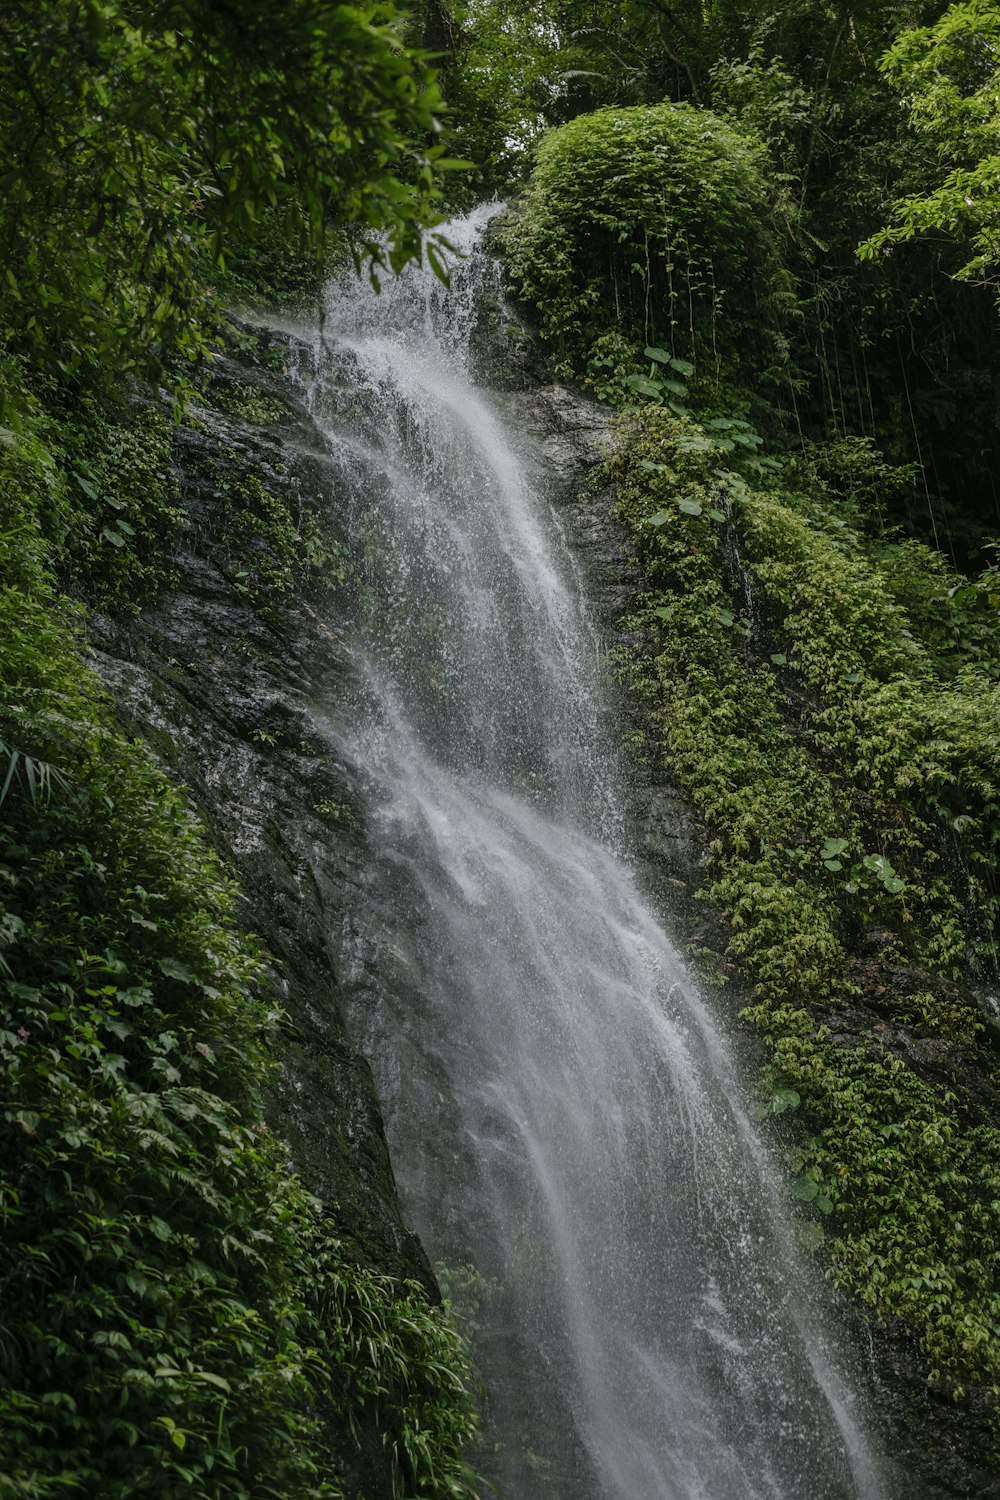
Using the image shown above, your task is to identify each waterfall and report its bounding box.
[291,206,886,1500]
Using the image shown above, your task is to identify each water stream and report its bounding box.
[293,206,886,1500]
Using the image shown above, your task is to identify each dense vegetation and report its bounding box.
[1,4,485,1497]
[608,406,1000,1399]
[6,0,1000,1486]
[427,0,1000,559]
[466,3,1000,1440]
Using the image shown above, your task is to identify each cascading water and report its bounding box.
[291,206,887,1499]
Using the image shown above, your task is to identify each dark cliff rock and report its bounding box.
[90,357,433,1292]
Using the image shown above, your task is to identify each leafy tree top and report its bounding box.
[860,1,1000,291]
[0,0,451,385]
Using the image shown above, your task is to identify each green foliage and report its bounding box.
[434,1262,500,1352]
[498,103,795,396]
[215,208,346,318]
[406,0,554,208]
[0,361,182,611]
[860,1,1000,291]
[0,298,483,1500]
[0,0,451,387]
[204,444,346,616]
[606,402,1000,1398]
[208,385,290,428]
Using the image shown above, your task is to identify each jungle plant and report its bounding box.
[498,102,796,396]
[605,401,1000,1399]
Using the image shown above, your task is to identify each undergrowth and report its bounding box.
[605,405,1000,1401]
[0,370,484,1496]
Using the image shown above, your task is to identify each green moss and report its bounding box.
[606,405,1000,1400]
[207,383,291,427]
[207,448,347,616]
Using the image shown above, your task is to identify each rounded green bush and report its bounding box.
[500,103,792,393]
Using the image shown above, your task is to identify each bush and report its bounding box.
[499,102,795,395]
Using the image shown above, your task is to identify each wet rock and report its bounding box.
[89,362,433,1297]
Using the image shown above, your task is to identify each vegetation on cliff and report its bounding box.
[493,44,1000,1436]
[1,4,484,1496]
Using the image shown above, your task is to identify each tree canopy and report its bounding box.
[861,1,1000,291]
[0,0,450,384]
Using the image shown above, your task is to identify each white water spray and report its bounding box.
[293,207,886,1500]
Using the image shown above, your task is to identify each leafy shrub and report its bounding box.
[498,103,795,394]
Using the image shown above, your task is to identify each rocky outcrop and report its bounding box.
[89,349,433,1291]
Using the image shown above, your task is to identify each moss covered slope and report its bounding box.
[607,410,1000,1401]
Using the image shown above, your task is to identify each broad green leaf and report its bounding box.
[625,374,663,398]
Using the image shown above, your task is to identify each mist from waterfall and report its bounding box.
[291,205,887,1500]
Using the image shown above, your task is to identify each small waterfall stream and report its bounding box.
[293,207,886,1499]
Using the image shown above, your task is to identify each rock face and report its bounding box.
[89,307,998,1498]
[88,351,434,1290]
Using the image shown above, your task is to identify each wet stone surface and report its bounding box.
[90,350,433,1290]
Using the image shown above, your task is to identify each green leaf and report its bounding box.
[820,837,848,861]
[791,1177,818,1201]
[677,497,702,516]
[625,374,663,398]
[770,653,787,665]
[426,242,450,287]
[643,345,672,364]
[158,957,196,983]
